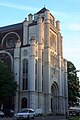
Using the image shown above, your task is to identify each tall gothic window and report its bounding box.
[50,32,56,52]
[22,59,28,90]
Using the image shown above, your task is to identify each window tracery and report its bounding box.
[22,59,28,90]
[50,32,56,52]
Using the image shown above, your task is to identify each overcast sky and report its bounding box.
[0,0,80,78]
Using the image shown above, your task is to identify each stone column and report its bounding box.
[44,10,50,92]
[28,36,36,110]
[37,16,43,109]
[43,10,51,114]
[64,59,68,117]
[14,40,21,113]
[23,18,28,45]
[57,33,63,113]
[44,10,50,48]
[37,16,42,92]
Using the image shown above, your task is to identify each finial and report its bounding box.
[25,18,27,21]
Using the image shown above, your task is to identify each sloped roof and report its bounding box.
[36,7,49,14]
[0,23,22,32]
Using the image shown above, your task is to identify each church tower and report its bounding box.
[0,7,68,116]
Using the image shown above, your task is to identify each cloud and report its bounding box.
[51,9,80,27]
[0,2,38,12]
[64,48,80,52]
[66,23,80,31]
[67,0,80,2]
[0,1,80,23]
[64,48,80,59]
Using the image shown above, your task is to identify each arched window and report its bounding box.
[22,59,28,90]
[2,32,20,48]
[50,32,56,52]
[21,97,27,108]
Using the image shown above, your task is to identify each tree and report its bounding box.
[67,61,80,107]
[0,60,18,109]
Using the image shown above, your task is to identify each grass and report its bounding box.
[69,116,80,120]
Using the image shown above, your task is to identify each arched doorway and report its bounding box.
[21,97,27,108]
[51,82,59,114]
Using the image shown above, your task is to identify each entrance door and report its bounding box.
[51,82,59,114]
[21,97,27,108]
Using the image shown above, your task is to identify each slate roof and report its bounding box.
[0,23,23,32]
[36,7,49,14]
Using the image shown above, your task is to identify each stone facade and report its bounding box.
[0,7,68,115]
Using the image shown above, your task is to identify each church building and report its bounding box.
[0,7,68,115]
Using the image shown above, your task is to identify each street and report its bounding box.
[0,116,68,120]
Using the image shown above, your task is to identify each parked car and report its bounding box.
[35,109,43,116]
[0,111,4,117]
[15,108,35,120]
[4,109,14,117]
[69,110,76,116]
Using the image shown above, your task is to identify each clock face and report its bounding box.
[6,38,15,47]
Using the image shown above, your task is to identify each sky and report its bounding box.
[0,0,80,78]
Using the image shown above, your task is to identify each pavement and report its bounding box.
[51,116,68,120]
[41,116,68,120]
[0,116,68,120]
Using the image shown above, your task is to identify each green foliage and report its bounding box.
[0,60,18,104]
[67,61,80,107]
[69,116,79,120]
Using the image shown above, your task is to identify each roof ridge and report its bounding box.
[36,7,49,14]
